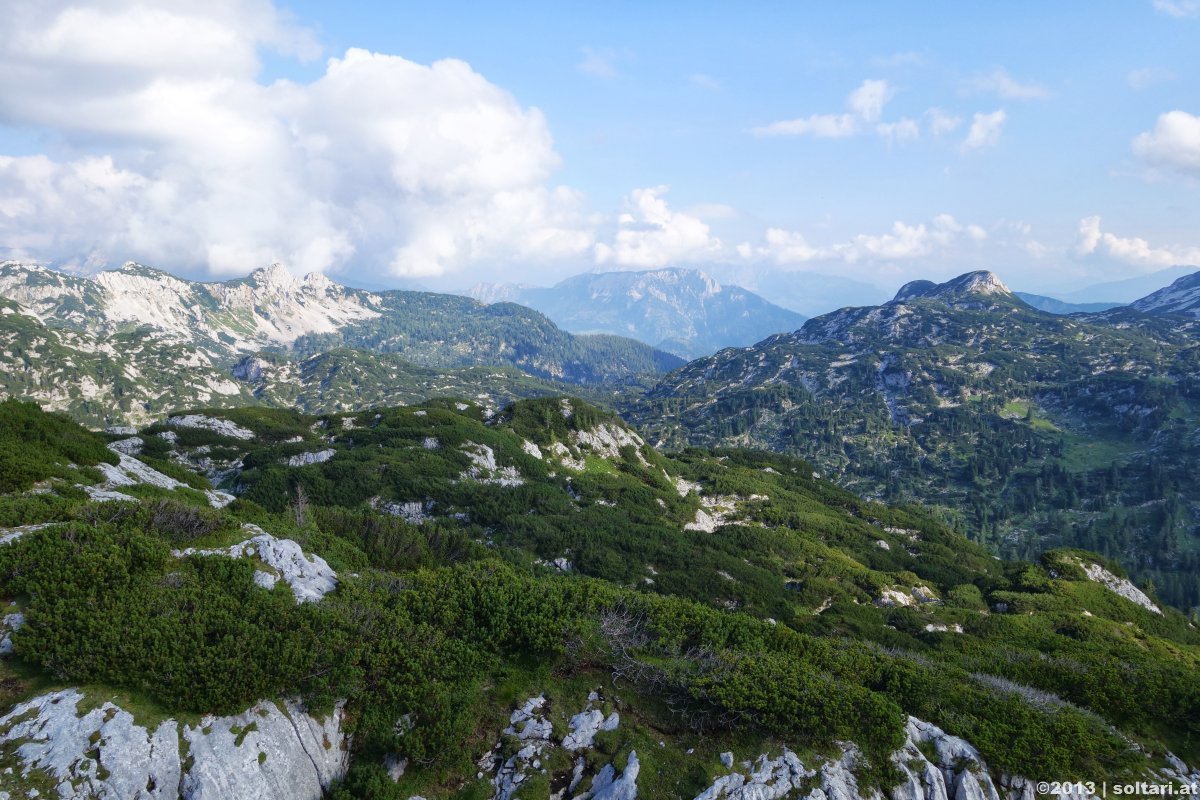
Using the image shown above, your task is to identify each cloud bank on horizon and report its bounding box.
[0,0,1197,293]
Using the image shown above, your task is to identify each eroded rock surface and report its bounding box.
[172,525,337,603]
[0,690,347,800]
[166,415,255,441]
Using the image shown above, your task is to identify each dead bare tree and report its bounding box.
[290,483,310,528]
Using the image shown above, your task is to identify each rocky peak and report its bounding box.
[892,279,938,302]
[302,271,335,292]
[893,271,1012,303]
[115,261,178,280]
[250,263,302,292]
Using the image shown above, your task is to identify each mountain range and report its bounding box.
[1061,264,1200,304]
[0,261,682,426]
[470,268,806,359]
[628,270,1200,611]
[2,259,1200,612]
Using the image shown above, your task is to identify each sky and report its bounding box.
[0,0,1197,297]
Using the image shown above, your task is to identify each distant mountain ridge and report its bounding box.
[1014,292,1122,314]
[0,261,681,425]
[470,267,806,358]
[1130,270,1200,317]
[1061,265,1199,303]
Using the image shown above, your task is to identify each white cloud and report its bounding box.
[753,113,860,138]
[876,118,920,145]
[688,73,720,91]
[926,108,963,136]
[1076,216,1200,267]
[1152,0,1200,17]
[961,110,1007,152]
[578,47,619,79]
[965,68,1048,100]
[594,186,724,268]
[1132,110,1200,177]
[758,228,822,263]
[0,1,593,281]
[745,214,986,266]
[753,79,892,139]
[847,79,892,122]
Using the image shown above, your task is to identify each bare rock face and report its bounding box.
[0,690,347,800]
[460,442,524,487]
[686,714,1194,800]
[181,699,348,800]
[172,525,338,603]
[577,751,639,800]
[167,415,255,441]
[285,449,336,468]
[83,442,234,509]
[1074,558,1161,614]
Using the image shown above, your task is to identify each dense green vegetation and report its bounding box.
[1,397,1197,796]
[629,280,1200,613]
[0,399,115,492]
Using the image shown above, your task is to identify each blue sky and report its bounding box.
[0,0,1197,296]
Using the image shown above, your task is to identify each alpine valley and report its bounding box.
[0,261,1199,800]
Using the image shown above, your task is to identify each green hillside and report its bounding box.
[629,273,1200,613]
[0,398,1196,797]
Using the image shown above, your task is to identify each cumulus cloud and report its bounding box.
[744,214,987,266]
[961,110,1007,152]
[1132,110,1200,177]
[1076,217,1200,267]
[964,68,1048,100]
[752,229,822,263]
[0,0,593,280]
[847,79,892,122]
[753,79,892,139]
[593,186,724,268]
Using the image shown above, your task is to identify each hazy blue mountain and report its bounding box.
[470,268,806,359]
[1014,292,1123,314]
[1060,265,1199,303]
